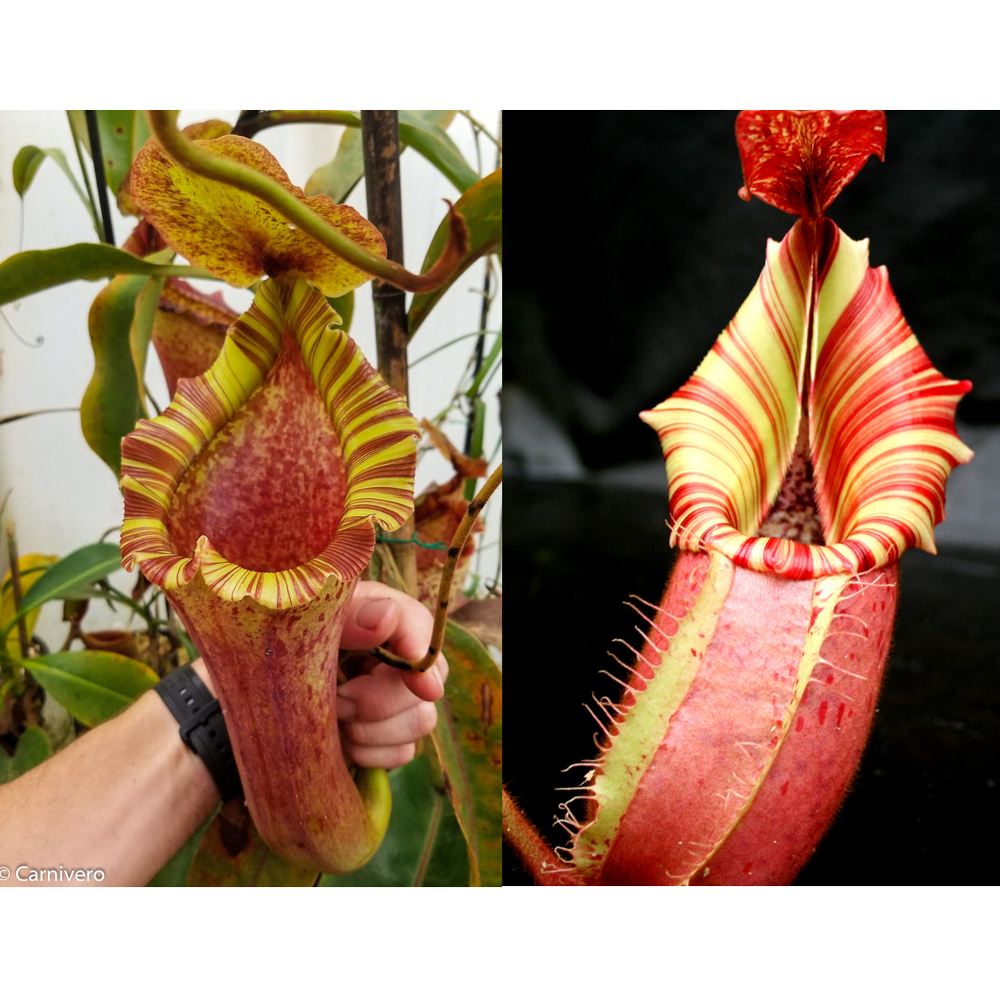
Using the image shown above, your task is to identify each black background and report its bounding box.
[504,112,1000,885]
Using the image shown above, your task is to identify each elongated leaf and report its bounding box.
[94,111,152,194]
[1,726,53,783]
[68,111,152,190]
[67,111,90,155]
[408,169,502,337]
[12,145,95,229]
[0,244,213,307]
[466,331,502,400]
[82,274,147,476]
[305,111,458,203]
[319,755,469,886]
[430,695,480,885]
[463,399,487,501]
[305,127,365,204]
[410,112,464,161]
[435,619,503,886]
[13,145,49,195]
[398,111,479,194]
[185,799,318,887]
[130,275,167,416]
[18,542,122,618]
[148,809,217,886]
[26,650,158,727]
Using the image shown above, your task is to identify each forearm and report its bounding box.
[0,673,219,887]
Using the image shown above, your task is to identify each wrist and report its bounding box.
[141,686,219,800]
[189,657,216,696]
[154,662,241,802]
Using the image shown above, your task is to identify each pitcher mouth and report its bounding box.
[120,276,419,608]
[642,220,972,582]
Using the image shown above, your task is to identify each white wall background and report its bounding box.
[0,110,501,649]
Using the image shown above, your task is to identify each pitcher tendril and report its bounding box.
[371,464,502,673]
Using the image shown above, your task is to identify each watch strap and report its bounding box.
[155,664,243,803]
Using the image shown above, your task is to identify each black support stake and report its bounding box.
[85,110,115,246]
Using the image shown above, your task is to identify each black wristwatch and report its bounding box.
[154,664,243,802]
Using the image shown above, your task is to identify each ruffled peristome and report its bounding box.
[120,276,418,872]
[641,219,973,581]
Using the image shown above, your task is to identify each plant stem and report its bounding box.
[231,110,261,136]
[409,329,500,368]
[458,111,503,153]
[5,525,31,659]
[361,110,417,596]
[465,258,493,455]
[232,110,360,138]
[67,112,102,239]
[0,407,80,427]
[464,115,502,497]
[146,111,467,294]
[85,111,115,245]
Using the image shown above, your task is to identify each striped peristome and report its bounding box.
[120,276,419,608]
[641,218,972,581]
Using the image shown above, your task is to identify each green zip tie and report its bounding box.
[375,532,448,551]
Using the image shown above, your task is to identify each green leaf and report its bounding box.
[0,726,53,784]
[436,619,503,886]
[408,168,502,338]
[469,397,487,456]
[0,561,51,603]
[463,398,487,500]
[173,622,199,665]
[0,243,214,307]
[186,799,318,886]
[305,111,462,203]
[466,331,503,401]
[147,808,218,886]
[326,288,354,335]
[67,111,90,156]
[12,145,98,228]
[18,542,122,619]
[428,700,480,885]
[305,127,365,204]
[411,111,464,158]
[94,111,152,194]
[68,111,152,194]
[129,275,167,417]
[82,274,147,476]
[398,111,479,194]
[13,145,49,195]
[13,726,53,778]
[319,755,469,886]
[26,650,158,727]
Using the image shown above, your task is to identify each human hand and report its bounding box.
[336,582,449,769]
